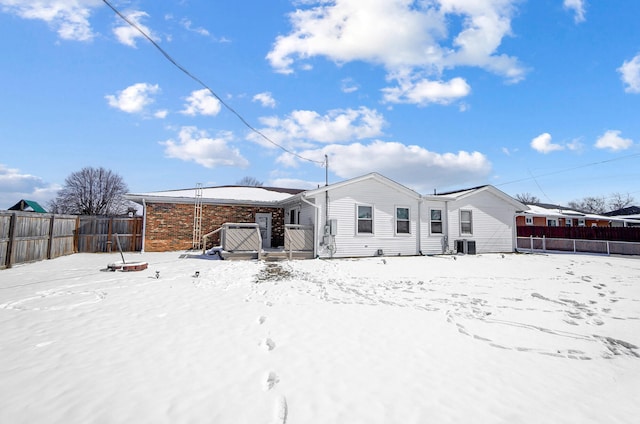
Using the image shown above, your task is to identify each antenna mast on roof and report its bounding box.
[325,154,329,186]
[192,183,203,250]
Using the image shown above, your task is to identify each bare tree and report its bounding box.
[514,193,540,204]
[236,176,263,187]
[568,196,607,214]
[48,167,129,215]
[608,192,635,211]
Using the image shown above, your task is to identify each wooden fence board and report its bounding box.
[0,212,142,269]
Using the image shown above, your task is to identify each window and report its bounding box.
[547,219,557,227]
[565,218,573,227]
[289,208,300,225]
[430,209,443,234]
[460,210,473,234]
[578,219,586,227]
[357,205,373,234]
[525,216,533,226]
[396,207,410,234]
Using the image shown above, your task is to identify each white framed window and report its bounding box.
[396,207,410,234]
[547,219,558,227]
[289,207,300,225]
[525,216,533,226]
[460,210,473,234]
[578,219,586,227]
[430,209,443,234]
[356,204,373,234]
[565,218,573,227]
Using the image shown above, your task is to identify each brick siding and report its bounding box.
[144,202,285,252]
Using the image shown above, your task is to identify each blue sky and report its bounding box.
[1,0,639,210]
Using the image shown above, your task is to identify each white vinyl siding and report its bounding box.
[308,177,420,258]
[447,190,518,253]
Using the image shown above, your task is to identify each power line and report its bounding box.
[101,0,325,166]
[495,152,640,188]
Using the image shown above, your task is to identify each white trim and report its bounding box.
[429,208,444,235]
[460,209,473,235]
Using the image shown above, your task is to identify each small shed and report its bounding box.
[8,200,47,213]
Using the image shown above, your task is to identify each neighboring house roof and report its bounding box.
[8,199,47,213]
[519,203,632,224]
[125,185,305,205]
[434,185,527,210]
[603,206,640,216]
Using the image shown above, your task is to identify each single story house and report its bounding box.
[125,173,526,258]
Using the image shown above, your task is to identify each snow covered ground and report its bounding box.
[1,251,639,424]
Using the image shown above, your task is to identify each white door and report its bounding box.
[255,213,272,248]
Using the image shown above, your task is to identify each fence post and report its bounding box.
[5,212,17,269]
[530,235,533,252]
[607,241,610,256]
[47,215,55,259]
[542,235,546,252]
[573,239,576,253]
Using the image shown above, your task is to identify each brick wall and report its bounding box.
[144,202,285,252]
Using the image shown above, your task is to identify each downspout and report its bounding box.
[443,198,450,254]
[301,194,321,258]
[141,198,147,253]
[417,197,423,255]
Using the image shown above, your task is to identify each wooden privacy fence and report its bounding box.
[76,216,143,253]
[0,212,143,269]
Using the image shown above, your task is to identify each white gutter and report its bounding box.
[301,194,321,258]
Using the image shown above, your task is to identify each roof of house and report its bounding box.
[8,199,47,213]
[520,203,632,223]
[125,185,305,205]
[297,172,421,200]
[433,185,527,210]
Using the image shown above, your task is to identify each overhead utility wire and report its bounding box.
[495,152,640,188]
[101,0,325,166]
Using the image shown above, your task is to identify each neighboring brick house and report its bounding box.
[516,203,627,228]
[126,186,303,252]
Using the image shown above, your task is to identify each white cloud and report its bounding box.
[268,177,323,190]
[594,130,634,152]
[249,107,386,149]
[530,133,564,154]
[267,0,525,93]
[341,78,359,93]
[0,164,60,209]
[160,127,249,168]
[382,76,471,106]
[253,92,277,108]
[618,53,640,94]
[276,140,492,192]
[180,89,222,116]
[0,0,100,41]
[180,18,210,36]
[112,10,157,48]
[105,83,160,114]
[563,0,586,23]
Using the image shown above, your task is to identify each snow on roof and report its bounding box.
[128,186,303,204]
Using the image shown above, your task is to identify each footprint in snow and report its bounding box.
[264,371,279,391]
[261,338,276,352]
